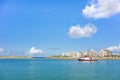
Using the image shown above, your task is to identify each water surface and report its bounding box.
[0,58,120,80]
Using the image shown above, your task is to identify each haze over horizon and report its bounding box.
[0,0,120,56]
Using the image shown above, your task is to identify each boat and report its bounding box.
[78,56,98,61]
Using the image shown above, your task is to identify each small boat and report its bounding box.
[78,56,97,61]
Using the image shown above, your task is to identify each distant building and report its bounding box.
[68,52,77,58]
[101,49,112,57]
[62,52,84,58]
[87,49,97,57]
[77,52,84,58]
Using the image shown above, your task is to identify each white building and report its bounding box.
[100,49,112,57]
[87,49,97,57]
[62,52,84,58]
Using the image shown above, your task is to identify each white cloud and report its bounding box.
[68,24,97,38]
[0,48,4,53]
[29,47,43,54]
[82,0,120,19]
[107,44,120,52]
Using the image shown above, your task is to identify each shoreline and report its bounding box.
[0,56,28,59]
[47,56,120,60]
[0,56,120,60]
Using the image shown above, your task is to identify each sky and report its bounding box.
[0,0,120,56]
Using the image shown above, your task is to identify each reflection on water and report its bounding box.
[80,61,97,63]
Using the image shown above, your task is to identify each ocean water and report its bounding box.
[0,58,120,80]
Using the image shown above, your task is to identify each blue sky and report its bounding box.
[0,0,120,56]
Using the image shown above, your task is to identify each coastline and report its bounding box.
[0,56,120,60]
[0,56,28,59]
[47,56,120,60]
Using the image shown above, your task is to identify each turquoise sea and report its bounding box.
[0,58,120,80]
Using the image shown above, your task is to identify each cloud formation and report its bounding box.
[29,47,43,54]
[82,0,120,19]
[107,44,120,52]
[68,24,97,38]
[0,48,4,53]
